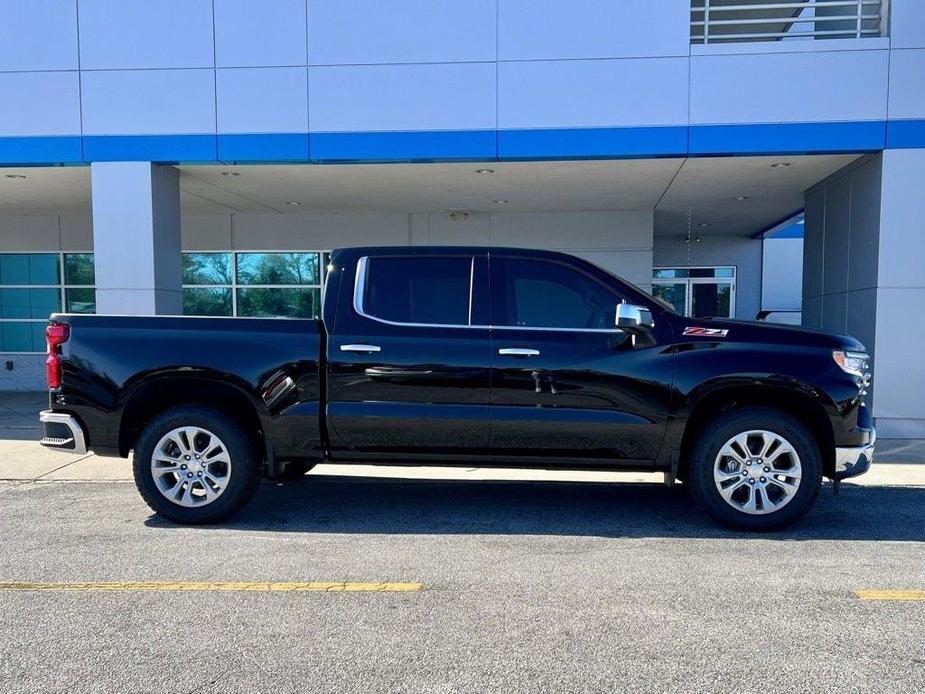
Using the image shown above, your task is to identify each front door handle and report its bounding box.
[498,348,540,357]
[340,343,381,353]
[365,367,434,378]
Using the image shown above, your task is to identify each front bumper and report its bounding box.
[832,428,875,480]
[39,410,87,455]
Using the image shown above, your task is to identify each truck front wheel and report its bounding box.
[132,405,262,524]
[687,407,822,531]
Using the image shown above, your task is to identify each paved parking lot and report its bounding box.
[1,393,924,693]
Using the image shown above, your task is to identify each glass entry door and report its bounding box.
[652,267,736,319]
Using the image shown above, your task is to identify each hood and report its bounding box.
[673,316,866,351]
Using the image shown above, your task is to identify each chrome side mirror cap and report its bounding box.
[616,303,655,330]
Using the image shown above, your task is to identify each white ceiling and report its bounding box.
[0,154,858,237]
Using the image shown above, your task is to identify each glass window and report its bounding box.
[63,254,95,285]
[652,283,687,315]
[653,268,688,279]
[183,287,233,317]
[362,256,471,326]
[0,288,60,319]
[182,253,233,286]
[0,252,95,353]
[0,253,60,285]
[236,253,320,286]
[237,287,319,319]
[492,258,619,330]
[65,288,96,314]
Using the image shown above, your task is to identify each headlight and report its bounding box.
[833,350,869,378]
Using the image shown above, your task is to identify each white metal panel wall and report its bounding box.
[0,72,81,136]
[214,0,308,67]
[498,58,689,129]
[0,0,78,71]
[890,0,925,49]
[309,63,497,132]
[77,0,215,69]
[308,0,497,64]
[690,50,890,124]
[888,50,925,120]
[498,0,689,59]
[761,238,803,311]
[217,68,309,134]
[81,70,217,135]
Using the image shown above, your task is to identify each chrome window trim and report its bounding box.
[352,255,626,334]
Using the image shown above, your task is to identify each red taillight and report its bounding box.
[45,323,70,390]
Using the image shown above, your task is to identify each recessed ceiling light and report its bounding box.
[770,162,790,168]
[697,222,711,228]
[493,199,509,204]
[4,174,27,179]
[220,171,240,177]
[285,201,302,207]
[733,195,749,201]
[475,168,494,174]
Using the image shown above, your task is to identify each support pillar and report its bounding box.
[90,162,182,315]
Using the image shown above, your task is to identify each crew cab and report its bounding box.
[39,246,875,530]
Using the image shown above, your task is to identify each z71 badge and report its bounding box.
[682,326,729,337]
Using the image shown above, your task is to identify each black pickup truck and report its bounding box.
[39,246,875,530]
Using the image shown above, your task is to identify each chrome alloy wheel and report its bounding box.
[150,426,232,508]
[713,430,802,515]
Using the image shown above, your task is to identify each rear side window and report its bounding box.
[491,257,620,330]
[361,256,472,326]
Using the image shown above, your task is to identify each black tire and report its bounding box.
[133,405,262,524]
[686,406,822,531]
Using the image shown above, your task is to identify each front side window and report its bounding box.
[491,257,620,330]
[360,256,472,326]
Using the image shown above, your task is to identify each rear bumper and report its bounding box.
[39,410,87,455]
[832,429,875,480]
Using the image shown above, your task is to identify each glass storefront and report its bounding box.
[652,267,736,319]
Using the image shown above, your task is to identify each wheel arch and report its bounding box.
[118,372,265,458]
[679,383,836,479]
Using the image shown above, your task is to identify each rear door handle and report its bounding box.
[340,343,381,353]
[498,348,540,357]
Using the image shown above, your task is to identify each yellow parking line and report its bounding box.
[0,581,422,593]
[855,589,925,601]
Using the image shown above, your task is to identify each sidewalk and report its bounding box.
[3,391,923,486]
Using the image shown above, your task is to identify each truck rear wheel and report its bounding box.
[687,407,822,531]
[132,405,261,524]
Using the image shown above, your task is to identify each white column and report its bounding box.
[91,162,182,315]
[871,149,925,439]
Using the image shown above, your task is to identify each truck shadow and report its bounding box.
[158,475,925,542]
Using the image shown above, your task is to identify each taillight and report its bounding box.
[45,323,70,390]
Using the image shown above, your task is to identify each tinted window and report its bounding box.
[362,256,471,325]
[493,258,619,329]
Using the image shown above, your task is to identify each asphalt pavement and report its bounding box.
[1,392,924,693]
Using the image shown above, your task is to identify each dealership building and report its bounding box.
[0,1,923,442]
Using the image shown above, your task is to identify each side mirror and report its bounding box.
[616,303,654,330]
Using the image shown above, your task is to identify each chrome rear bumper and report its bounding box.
[833,429,875,480]
[39,410,87,455]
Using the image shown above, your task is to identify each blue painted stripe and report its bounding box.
[2,120,924,166]
[689,121,887,155]
[886,119,925,149]
[499,126,688,160]
[0,136,83,165]
[310,130,497,162]
[82,135,218,163]
[217,133,310,163]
